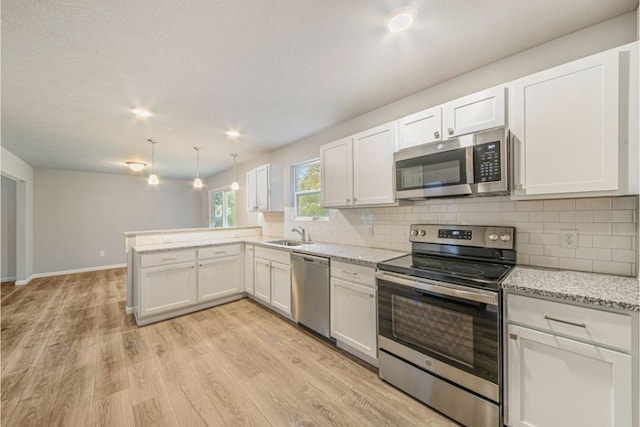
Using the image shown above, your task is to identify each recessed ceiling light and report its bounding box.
[131,108,153,117]
[225,130,241,138]
[385,7,417,32]
[126,161,146,172]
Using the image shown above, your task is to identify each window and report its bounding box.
[292,159,328,220]
[209,188,236,227]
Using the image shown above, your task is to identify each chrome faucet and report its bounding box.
[291,226,308,242]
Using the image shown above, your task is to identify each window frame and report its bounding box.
[208,187,237,228]
[291,158,328,221]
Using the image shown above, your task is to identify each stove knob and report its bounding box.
[500,234,512,242]
[411,230,419,236]
[419,230,427,237]
[488,233,499,241]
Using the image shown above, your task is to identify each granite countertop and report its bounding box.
[133,237,406,267]
[503,266,640,312]
[123,225,261,237]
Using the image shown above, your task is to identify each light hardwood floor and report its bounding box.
[1,268,456,426]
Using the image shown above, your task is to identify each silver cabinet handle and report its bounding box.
[342,270,358,276]
[215,251,226,255]
[353,198,357,203]
[434,130,440,139]
[544,315,586,328]
[162,257,177,261]
[199,264,203,267]
[509,333,518,340]
[369,294,374,299]
[346,198,350,204]
[447,127,454,135]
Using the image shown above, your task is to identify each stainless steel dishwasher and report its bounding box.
[291,252,331,339]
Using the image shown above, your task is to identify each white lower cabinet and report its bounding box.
[253,247,291,317]
[198,255,241,302]
[139,261,197,318]
[244,245,255,294]
[254,257,271,303]
[270,261,291,315]
[506,293,634,427]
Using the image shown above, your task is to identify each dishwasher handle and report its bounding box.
[291,252,329,266]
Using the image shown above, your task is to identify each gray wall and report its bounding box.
[2,176,17,280]
[34,169,201,274]
[202,12,638,226]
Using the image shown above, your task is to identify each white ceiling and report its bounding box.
[2,0,638,179]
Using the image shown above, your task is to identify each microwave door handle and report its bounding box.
[465,146,474,184]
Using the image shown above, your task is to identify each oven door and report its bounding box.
[376,271,501,402]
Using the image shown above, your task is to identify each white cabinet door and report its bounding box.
[270,261,291,315]
[254,257,271,304]
[507,324,632,427]
[397,106,442,151]
[197,256,241,303]
[320,137,353,207]
[244,245,254,294]
[139,262,197,318]
[442,86,506,138]
[352,122,397,206]
[246,169,257,211]
[330,277,377,359]
[256,165,269,211]
[511,50,620,196]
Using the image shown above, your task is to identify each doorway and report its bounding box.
[1,175,17,282]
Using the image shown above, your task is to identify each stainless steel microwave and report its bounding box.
[394,127,509,200]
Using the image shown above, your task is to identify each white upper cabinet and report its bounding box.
[510,47,632,198]
[442,86,506,138]
[352,123,397,206]
[246,164,283,212]
[320,137,353,207]
[320,122,397,208]
[397,106,442,151]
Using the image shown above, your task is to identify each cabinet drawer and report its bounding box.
[255,246,290,265]
[140,250,196,268]
[331,261,375,287]
[199,244,241,260]
[507,293,632,351]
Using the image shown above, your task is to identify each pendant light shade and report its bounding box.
[231,153,239,190]
[193,147,203,189]
[148,139,159,185]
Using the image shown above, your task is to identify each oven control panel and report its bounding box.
[410,224,515,249]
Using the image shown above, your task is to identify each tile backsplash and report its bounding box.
[276,195,638,277]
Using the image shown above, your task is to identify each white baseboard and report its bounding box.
[15,276,33,286]
[125,306,134,315]
[1,276,17,283]
[30,263,128,280]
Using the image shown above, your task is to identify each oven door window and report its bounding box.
[379,280,499,384]
[396,148,467,191]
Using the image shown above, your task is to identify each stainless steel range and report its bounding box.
[376,224,516,427]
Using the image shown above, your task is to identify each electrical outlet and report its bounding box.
[560,230,578,249]
[99,250,106,257]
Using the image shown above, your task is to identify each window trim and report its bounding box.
[291,158,328,221]
[208,187,237,228]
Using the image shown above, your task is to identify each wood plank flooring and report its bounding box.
[1,268,456,426]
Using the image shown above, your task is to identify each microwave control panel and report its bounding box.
[474,141,501,182]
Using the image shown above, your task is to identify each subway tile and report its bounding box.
[478,212,503,222]
[544,245,575,258]
[405,213,420,221]
[529,211,560,222]
[593,210,634,223]
[457,212,479,222]
[447,204,467,212]
[473,203,493,212]
[517,253,530,265]
[559,211,593,223]
[544,199,575,211]
[503,212,530,222]
[419,213,439,221]
[575,223,612,235]
[517,243,544,255]
[437,213,457,221]
[592,235,633,249]
[429,205,447,213]
[490,203,503,212]
[578,235,593,248]
[501,202,516,212]
[612,196,638,210]
[516,233,530,244]
[613,249,636,263]
[529,233,559,245]
[592,261,633,276]
[558,258,593,272]
[613,223,637,236]
[515,201,544,211]
[544,222,574,233]
[516,222,544,233]
[529,255,559,268]
[576,247,612,261]
[576,198,612,210]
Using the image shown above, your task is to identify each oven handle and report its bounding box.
[375,271,498,306]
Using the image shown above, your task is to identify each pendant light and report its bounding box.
[148,139,159,185]
[193,147,203,189]
[231,153,239,190]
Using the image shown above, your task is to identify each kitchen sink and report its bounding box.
[266,240,308,247]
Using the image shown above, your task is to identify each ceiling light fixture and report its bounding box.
[126,161,146,172]
[385,7,417,32]
[132,108,153,118]
[148,139,159,185]
[225,130,241,138]
[193,147,203,189]
[230,153,239,191]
